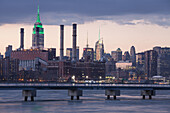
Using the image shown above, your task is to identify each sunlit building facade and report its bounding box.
[95,39,104,61]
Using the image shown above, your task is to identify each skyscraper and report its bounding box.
[116,48,122,61]
[144,50,158,79]
[136,52,145,70]
[111,51,117,61]
[153,46,170,79]
[122,51,130,61]
[95,29,104,61]
[130,46,136,66]
[83,35,94,62]
[32,5,44,49]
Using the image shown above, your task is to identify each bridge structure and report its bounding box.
[0,83,170,101]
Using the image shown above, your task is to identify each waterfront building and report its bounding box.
[71,61,105,82]
[0,58,19,81]
[11,49,55,71]
[153,46,170,79]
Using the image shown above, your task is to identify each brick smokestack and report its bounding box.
[72,24,77,62]
[60,25,64,60]
[20,28,24,49]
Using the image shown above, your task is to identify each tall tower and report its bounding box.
[20,28,24,50]
[130,46,136,66]
[83,32,94,62]
[32,5,44,49]
[60,25,64,60]
[72,24,77,62]
[95,28,104,61]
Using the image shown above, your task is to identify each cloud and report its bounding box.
[0,0,170,26]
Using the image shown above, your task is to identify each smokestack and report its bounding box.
[20,28,24,50]
[72,24,77,62]
[60,25,64,60]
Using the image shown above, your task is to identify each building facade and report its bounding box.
[153,46,170,79]
[95,39,104,61]
[122,51,130,61]
[130,46,136,66]
[116,48,122,61]
[83,48,94,62]
[11,49,55,71]
[66,47,79,61]
[144,50,158,79]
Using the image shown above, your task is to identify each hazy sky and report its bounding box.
[0,0,170,57]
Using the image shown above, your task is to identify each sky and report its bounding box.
[0,0,170,57]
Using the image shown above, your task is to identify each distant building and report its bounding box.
[56,60,105,82]
[5,45,12,58]
[47,48,56,60]
[105,59,116,75]
[32,5,44,49]
[103,53,112,62]
[116,61,132,70]
[122,51,130,61]
[94,29,104,61]
[111,51,117,61]
[0,58,19,81]
[11,49,55,71]
[130,46,136,66]
[136,52,145,71]
[153,46,170,79]
[83,48,94,62]
[0,53,3,59]
[116,48,122,61]
[144,50,158,79]
[72,61,105,81]
[66,47,79,61]
[82,36,94,62]
[111,48,122,62]
[95,39,104,61]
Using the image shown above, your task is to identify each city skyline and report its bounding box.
[1,0,170,57]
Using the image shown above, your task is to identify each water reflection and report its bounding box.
[0,90,169,113]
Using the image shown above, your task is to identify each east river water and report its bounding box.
[0,90,170,113]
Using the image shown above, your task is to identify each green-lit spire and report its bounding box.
[36,5,41,23]
[99,27,102,44]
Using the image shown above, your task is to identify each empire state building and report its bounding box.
[32,5,44,49]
